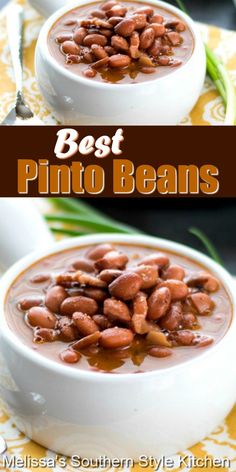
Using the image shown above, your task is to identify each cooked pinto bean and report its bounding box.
[185,272,219,292]
[173,330,195,346]
[148,287,171,320]
[83,287,107,302]
[163,264,185,281]
[99,327,134,349]
[109,272,142,300]
[73,312,99,335]
[27,307,57,329]
[132,13,147,29]
[93,314,112,330]
[86,243,114,260]
[60,349,81,364]
[104,297,131,322]
[182,312,197,329]
[61,41,80,55]
[33,328,58,343]
[75,272,107,288]
[60,296,98,316]
[57,317,78,342]
[72,331,101,350]
[159,280,188,301]
[45,285,67,313]
[149,346,172,358]
[114,18,135,36]
[140,27,155,49]
[189,292,214,315]
[95,250,128,270]
[72,258,95,272]
[138,252,169,268]
[73,27,87,45]
[133,265,158,289]
[159,302,183,331]
[109,54,131,68]
[99,269,122,283]
[19,297,43,311]
[111,35,129,51]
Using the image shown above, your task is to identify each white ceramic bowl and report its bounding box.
[0,233,236,459]
[35,0,206,125]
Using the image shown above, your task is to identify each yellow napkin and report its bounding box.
[0,0,236,124]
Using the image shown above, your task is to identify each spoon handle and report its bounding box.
[7,5,24,103]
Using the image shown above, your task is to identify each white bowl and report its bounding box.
[0,233,236,459]
[35,0,206,125]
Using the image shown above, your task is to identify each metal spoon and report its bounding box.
[1,4,43,125]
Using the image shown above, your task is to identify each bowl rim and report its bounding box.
[0,233,235,383]
[37,0,203,90]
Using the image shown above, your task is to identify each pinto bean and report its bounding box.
[104,298,131,323]
[66,54,81,64]
[158,55,170,65]
[30,273,50,283]
[60,349,81,364]
[18,297,43,311]
[72,258,95,272]
[57,317,78,342]
[93,314,112,330]
[147,287,171,320]
[182,312,197,329]
[109,54,131,68]
[132,14,147,29]
[91,57,109,68]
[136,6,154,16]
[173,330,195,346]
[27,307,57,329]
[90,9,106,18]
[108,16,124,25]
[33,328,58,343]
[138,252,169,269]
[148,38,162,56]
[114,18,135,36]
[73,312,99,335]
[111,35,129,51]
[56,33,73,43]
[99,269,122,283]
[83,68,97,78]
[163,264,185,281]
[109,272,142,300]
[72,331,101,350]
[133,291,148,316]
[99,327,134,349]
[101,0,118,11]
[45,285,67,313]
[91,44,108,59]
[150,23,165,37]
[159,279,188,301]
[166,31,181,46]
[75,272,107,288]
[149,346,172,358]
[140,27,155,49]
[150,14,164,24]
[189,292,214,315]
[133,265,158,289]
[95,250,128,270]
[146,330,172,347]
[106,5,127,17]
[60,296,98,316]
[61,40,80,55]
[86,243,114,260]
[73,27,87,45]
[140,66,155,74]
[159,302,183,331]
[194,335,214,348]
[83,34,107,47]
[83,287,107,303]
[185,272,219,292]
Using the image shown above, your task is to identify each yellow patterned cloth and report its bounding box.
[0,0,236,124]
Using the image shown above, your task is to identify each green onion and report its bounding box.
[45,212,138,234]
[189,227,223,265]
[49,227,88,237]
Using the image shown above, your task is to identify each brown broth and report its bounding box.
[5,243,232,374]
[48,1,194,84]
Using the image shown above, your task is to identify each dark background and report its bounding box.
[93,199,236,274]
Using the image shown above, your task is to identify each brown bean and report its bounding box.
[93,314,112,330]
[76,272,107,288]
[166,31,181,46]
[108,16,124,25]
[111,35,129,51]
[140,27,155,49]
[182,313,197,329]
[61,40,80,55]
[56,33,73,43]
[194,335,214,348]
[83,34,107,47]
[56,271,76,286]
[83,68,97,78]
[149,346,172,358]
[33,328,57,343]
[159,302,183,331]
[132,13,147,29]
[72,331,101,350]
[72,258,95,272]
[176,21,186,32]
[73,27,87,45]
[133,265,158,289]
[60,296,98,316]
[146,330,172,347]
[138,252,169,269]
[104,45,116,55]
[86,243,114,260]
[18,297,43,311]
[106,5,127,17]
[150,23,165,37]
[30,273,50,283]
[99,269,122,283]
[136,6,154,16]
[104,297,131,323]
[73,312,99,335]
[148,287,171,320]
[91,44,108,59]
[148,39,162,56]
[129,31,140,58]
[66,54,81,64]
[163,264,185,281]
[90,9,106,18]
[95,250,128,270]
[93,19,113,29]
[109,54,131,68]
[99,327,134,349]
[57,317,78,342]
[189,292,214,316]
[60,349,81,364]
[158,55,170,66]
[83,287,107,303]
[91,57,109,69]
[140,67,155,74]
[133,291,148,316]
[45,285,67,313]
[159,280,188,301]
[101,0,118,10]
[27,307,57,329]
[114,18,135,37]
[185,272,219,292]
[109,272,142,300]
[150,14,164,24]
[174,330,195,346]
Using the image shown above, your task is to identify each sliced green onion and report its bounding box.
[45,213,138,234]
